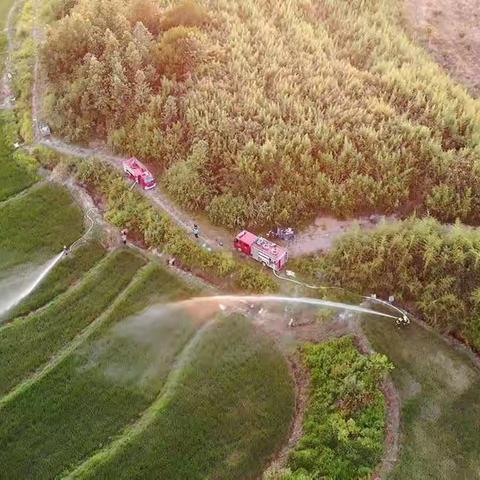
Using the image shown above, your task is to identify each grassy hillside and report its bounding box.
[42,0,480,228]
[0,182,84,270]
[0,249,145,396]
[0,0,16,78]
[1,240,107,322]
[363,316,480,479]
[0,263,197,479]
[0,113,38,201]
[69,315,294,480]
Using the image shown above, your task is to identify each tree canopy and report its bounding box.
[42,0,480,229]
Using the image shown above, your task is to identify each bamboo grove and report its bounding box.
[317,218,480,351]
[41,0,480,228]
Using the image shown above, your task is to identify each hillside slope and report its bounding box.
[42,0,480,230]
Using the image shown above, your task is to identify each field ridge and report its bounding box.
[1,240,107,323]
[0,259,151,410]
[64,316,218,479]
[0,249,120,334]
[0,177,43,207]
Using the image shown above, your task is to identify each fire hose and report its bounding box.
[66,207,96,252]
[272,268,410,324]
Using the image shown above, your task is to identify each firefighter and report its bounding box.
[396,314,410,328]
[63,245,69,256]
[121,229,128,245]
[192,224,200,239]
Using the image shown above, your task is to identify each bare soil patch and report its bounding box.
[405,0,480,96]
[288,215,397,257]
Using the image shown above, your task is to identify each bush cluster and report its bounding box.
[75,157,277,293]
[278,337,392,480]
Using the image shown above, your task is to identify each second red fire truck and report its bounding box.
[234,230,288,271]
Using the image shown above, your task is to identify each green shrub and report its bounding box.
[76,157,277,293]
[318,217,480,349]
[286,337,392,480]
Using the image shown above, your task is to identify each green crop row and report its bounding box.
[0,181,84,270]
[1,240,107,322]
[0,248,145,396]
[0,262,197,480]
[73,314,294,480]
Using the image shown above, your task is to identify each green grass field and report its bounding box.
[363,317,480,479]
[0,0,15,79]
[0,112,38,202]
[0,182,84,270]
[0,0,15,26]
[74,314,294,480]
[1,240,106,322]
[0,249,145,396]
[0,262,198,479]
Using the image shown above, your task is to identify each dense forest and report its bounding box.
[312,218,480,351]
[42,0,480,229]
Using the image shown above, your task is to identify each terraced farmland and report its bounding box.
[69,314,294,480]
[0,110,295,479]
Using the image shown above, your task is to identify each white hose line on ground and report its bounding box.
[273,268,326,290]
[68,207,96,252]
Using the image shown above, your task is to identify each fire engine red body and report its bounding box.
[234,230,288,271]
[123,158,156,190]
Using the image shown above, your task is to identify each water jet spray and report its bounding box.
[174,295,401,320]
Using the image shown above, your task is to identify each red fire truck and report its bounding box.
[234,230,288,271]
[122,158,156,190]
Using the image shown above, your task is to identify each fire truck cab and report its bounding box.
[234,230,288,271]
[123,158,156,190]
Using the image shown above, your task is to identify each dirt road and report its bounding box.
[405,0,480,96]
[288,215,397,257]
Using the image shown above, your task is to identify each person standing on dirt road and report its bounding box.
[121,229,128,245]
[192,224,200,239]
